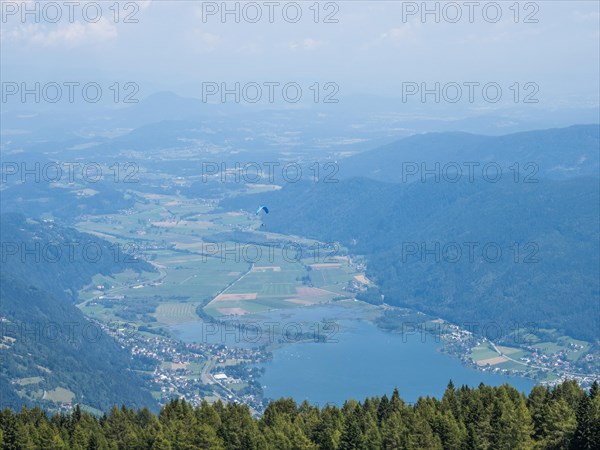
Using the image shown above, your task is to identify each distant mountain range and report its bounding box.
[339,124,600,181]
[3,91,598,156]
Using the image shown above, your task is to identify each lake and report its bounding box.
[171,302,535,405]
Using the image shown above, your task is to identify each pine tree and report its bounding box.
[441,380,460,420]
[361,411,382,450]
[377,395,391,425]
[528,384,550,443]
[312,406,342,450]
[70,424,89,450]
[390,388,405,413]
[87,430,110,450]
[541,397,577,449]
[296,400,321,442]
[590,381,599,399]
[151,432,172,450]
[37,421,56,449]
[191,423,225,450]
[573,382,600,450]
[436,411,464,449]
[196,400,222,430]
[339,406,364,450]
[409,412,442,450]
[381,412,409,450]
[288,419,318,450]
[490,388,533,450]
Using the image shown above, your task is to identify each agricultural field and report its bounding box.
[76,191,367,329]
[307,261,362,295]
[203,254,359,318]
[471,343,503,366]
[155,302,203,325]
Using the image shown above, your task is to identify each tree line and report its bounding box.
[1,380,599,449]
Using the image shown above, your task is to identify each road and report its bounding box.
[200,355,259,415]
[76,263,167,309]
[204,262,254,307]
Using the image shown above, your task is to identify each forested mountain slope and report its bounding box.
[0,214,158,411]
[222,174,599,342]
[340,125,599,182]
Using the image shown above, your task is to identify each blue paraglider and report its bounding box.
[256,205,269,228]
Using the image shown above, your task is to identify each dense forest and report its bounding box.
[1,380,598,449]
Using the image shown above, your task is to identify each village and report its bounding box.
[101,321,271,414]
[439,321,599,389]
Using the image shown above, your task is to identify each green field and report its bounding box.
[76,192,365,326]
[492,360,529,371]
[203,255,351,317]
[155,302,202,324]
[470,343,534,366]
[229,382,249,393]
[15,377,43,386]
[43,387,75,403]
[470,343,499,362]
[185,361,206,379]
[534,337,590,363]
[535,342,563,354]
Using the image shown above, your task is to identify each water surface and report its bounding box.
[171,302,535,404]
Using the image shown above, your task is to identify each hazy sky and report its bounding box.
[1,1,599,108]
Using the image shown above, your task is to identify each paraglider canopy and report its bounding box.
[256,205,269,215]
